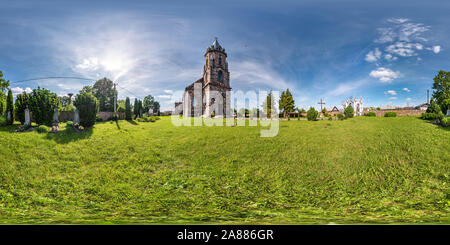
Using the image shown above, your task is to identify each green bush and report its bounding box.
[337,113,344,120]
[306,107,319,121]
[365,112,376,117]
[14,92,31,124]
[136,115,159,122]
[73,92,99,128]
[328,116,333,121]
[37,125,49,133]
[421,112,444,121]
[440,117,450,127]
[384,112,397,117]
[426,100,441,114]
[440,99,450,114]
[66,121,74,127]
[29,87,60,126]
[344,105,354,119]
[0,115,6,126]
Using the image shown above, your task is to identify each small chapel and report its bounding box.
[342,97,364,116]
[182,38,232,117]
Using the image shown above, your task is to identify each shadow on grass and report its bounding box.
[115,120,121,130]
[45,125,93,144]
[126,120,138,125]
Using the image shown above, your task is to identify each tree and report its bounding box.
[262,91,276,118]
[133,98,140,118]
[29,87,61,126]
[6,89,14,124]
[344,105,354,118]
[279,89,295,118]
[138,100,143,117]
[125,97,132,120]
[0,71,10,116]
[441,98,450,115]
[80,85,94,94]
[74,92,99,128]
[432,70,450,113]
[426,99,441,114]
[306,107,319,121]
[117,99,126,113]
[92,77,116,112]
[0,71,10,93]
[15,92,31,124]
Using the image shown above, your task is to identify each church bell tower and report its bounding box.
[203,37,230,88]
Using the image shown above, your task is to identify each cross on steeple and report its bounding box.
[318,98,326,112]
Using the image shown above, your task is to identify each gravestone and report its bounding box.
[24,108,31,127]
[53,109,59,123]
[447,109,450,116]
[73,109,80,124]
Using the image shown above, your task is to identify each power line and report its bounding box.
[116,84,144,101]
[12,76,96,84]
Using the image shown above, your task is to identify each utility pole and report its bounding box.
[318,98,326,112]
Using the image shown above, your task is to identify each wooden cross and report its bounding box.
[318,98,326,112]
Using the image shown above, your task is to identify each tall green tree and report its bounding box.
[143,95,155,114]
[133,98,140,118]
[432,70,450,113]
[92,77,116,112]
[6,89,14,124]
[0,71,10,115]
[125,97,132,120]
[279,89,295,118]
[262,91,276,118]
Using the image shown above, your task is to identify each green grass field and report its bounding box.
[0,116,448,224]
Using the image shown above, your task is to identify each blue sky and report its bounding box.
[1,0,449,110]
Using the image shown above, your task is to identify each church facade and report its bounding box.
[182,38,232,117]
[342,97,364,116]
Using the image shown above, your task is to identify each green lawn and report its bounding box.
[0,116,448,224]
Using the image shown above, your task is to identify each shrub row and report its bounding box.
[137,116,160,122]
[384,112,397,117]
[365,112,376,117]
[421,112,444,121]
[441,117,450,127]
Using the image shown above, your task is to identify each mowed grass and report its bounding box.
[0,116,448,224]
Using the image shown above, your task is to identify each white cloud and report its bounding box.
[403,87,411,92]
[387,18,409,24]
[369,67,401,83]
[365,48,382,62]
[385,42,417,57]
[385,90,397,95]
[406,98,411,101]
[432,45,441,54]
[157,95,171,99]
[389,97,397,100]
[230,61,291,90]
[163,89,173,94]
[11,87,32,96]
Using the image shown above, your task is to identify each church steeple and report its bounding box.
[203,37,230,88]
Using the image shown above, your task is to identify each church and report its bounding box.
[182,38,232,117]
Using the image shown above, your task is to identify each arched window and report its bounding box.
[218,70,223,83]
[218,57,222,65]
